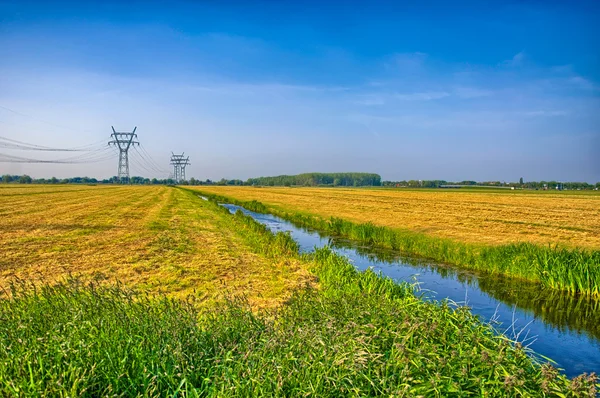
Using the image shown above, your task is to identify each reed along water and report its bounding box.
[221,203,600,379]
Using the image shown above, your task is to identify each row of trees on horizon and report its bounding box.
[246,173,382,187]
[2,173,599,190]
[0,173,383,187]
[381,179,600,190]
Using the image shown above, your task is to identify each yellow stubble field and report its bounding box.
[0,185,312,308]
[194,186,600,249]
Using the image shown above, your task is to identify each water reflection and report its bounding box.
[329,237,600,342]
[220,203,600,377]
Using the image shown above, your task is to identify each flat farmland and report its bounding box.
[194,186,600,249]
[0,185,311,308]
[0,185,595,395]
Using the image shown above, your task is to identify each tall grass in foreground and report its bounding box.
[196,190,600,297]
[1,193,597,396]
[2,251,598,396]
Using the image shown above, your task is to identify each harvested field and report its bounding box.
[0,185,312,308]
[194,187,600,249]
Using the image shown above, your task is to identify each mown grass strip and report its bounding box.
[193,189,600,297]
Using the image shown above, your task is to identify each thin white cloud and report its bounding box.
[550,64,573,74]
[454,86,493,99]
[347,113,398,123]
[568,76,597,91]
[353,95,385,106]
[501,51,525,67]
[395,91,450,101]
[522,110,569,117]
[185,81,351,96]
[530,75,599,92]
[386,52,428,71]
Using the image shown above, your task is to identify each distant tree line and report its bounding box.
[0,175,214,186]
[382,180,452,188]
[381,179,600,190]
[246,173,382,187]
[517,181,599,190]
[2,174,598,190]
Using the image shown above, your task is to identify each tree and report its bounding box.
[2,175,11,184]
[519,177,524,185]
[246,173,382,187]
[19,175,32,184]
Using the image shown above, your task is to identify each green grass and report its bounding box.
[195,190,600,297]
[2,253,597,396]
[1,194,598,396]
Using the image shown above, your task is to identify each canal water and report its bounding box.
[220,202,600,379]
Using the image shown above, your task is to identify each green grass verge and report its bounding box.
[1,194,598,396]
[194,190,600,297]
[2,254,598,396]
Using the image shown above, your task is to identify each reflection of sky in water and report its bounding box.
[221,203,600,378]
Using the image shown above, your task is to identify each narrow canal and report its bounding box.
[220,202,600,379]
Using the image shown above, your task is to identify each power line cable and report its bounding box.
[0,146,118,164]
[129,156,170,179]
[0,154,116,164]
[138,144,171,174]
[131,146,160,173]
[133,146,170,175]
[130,150,171,179]
[52,145,114,162]
[0,105,95,133]
[142,146,168,172]
[0,135,107,152]
[0,122,171,178]
[129,153,156,176]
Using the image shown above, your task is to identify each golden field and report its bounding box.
[0,185,312,308]
[194,186,600,249]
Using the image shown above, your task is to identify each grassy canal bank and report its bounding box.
[193,188,600,297]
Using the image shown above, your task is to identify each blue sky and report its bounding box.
[1,1,599,182]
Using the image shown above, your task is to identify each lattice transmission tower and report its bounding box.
[109,126,139,183]
[170,152,190,183]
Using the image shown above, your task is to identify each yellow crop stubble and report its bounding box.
[194,186,600,249]
[0,185,312,308]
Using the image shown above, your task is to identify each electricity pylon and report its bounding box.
[170,152,190,183]
[109,126,139,183]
